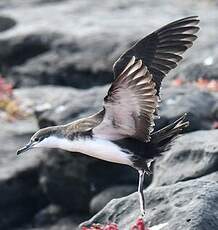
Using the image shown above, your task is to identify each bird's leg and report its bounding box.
[138,169,146,217]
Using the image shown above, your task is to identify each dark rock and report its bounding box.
[90,185,137,214]
[0,32,61,78]
[32,204,65,227]
[1,0,218,88]
[81,172,218,230]
[0,119,48,230]
[0,15,16,32]
[8,38,114,88]
[19,215,83,230]
[39,150,95,213]
[158,85,217,131]
[151,130,218,187]
[87,162,140,193]
[212,101,218,121]
[39,149,140,214]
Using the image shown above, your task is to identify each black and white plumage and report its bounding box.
[17,16,200,217]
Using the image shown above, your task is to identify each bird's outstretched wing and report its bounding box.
[93,16,200,142]
[93,57,158,142]
[113,16,200,96]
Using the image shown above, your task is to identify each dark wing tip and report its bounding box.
[113,16,200,95]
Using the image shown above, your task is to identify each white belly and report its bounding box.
[42,136,133,166]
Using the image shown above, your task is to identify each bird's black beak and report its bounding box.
[17,142,32,155]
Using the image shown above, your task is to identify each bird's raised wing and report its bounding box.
[113,16,200,96]
[93,57,158,142]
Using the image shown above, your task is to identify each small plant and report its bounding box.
[195,78,218,92]
[0,75,25,120]
[81,223,118,230]
[81,218,150,230]
[172,77,218,92]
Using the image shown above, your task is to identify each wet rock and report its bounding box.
[151,130,218,187]
[90,185,137,214]
[81,172,218,230]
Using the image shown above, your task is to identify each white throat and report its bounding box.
[36,136,132,166]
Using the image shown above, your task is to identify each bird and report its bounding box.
[17,16,200,217]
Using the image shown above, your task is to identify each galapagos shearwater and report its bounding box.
[17,16,200,217]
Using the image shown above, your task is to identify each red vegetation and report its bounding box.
[81,218,150,230]
[0,76,13,98]
[171,78,184,87]
[196,78,218,92]
[212,121,218,129]
[81,223,118,230]
[131,218,150,230]
[0,75,24,120]
[172,77,218,92]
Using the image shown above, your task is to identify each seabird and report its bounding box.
[17,16,200,217]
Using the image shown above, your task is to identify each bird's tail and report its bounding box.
[151,113,189,152]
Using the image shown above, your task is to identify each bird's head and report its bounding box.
[17,126,63,155]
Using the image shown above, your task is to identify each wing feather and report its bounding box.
[93,57,158,142]
[113,16,200,95]
[93,16,200,142]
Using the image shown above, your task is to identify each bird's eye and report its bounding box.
[34,137,40,142]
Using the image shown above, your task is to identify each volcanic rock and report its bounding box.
[81,172,218,230]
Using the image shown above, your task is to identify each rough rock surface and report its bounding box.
[1,84,217,230]
[151,130,218,187]
[0,119,48,229]
[0,0,218,229]
[158,85,217,131]
[81,172,218,230]
[90,185,137,214]
[1,0,218,88]
[39,150,95,213]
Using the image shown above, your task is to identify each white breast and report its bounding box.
[39,136,133,166]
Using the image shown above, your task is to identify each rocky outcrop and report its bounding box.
[151,130,218,187]
[158,85,217,131]
[1,0,218,88]
[0,0,218,229]
[81,130,218,230]
[81,172,218,230]
[90,185,137,214]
